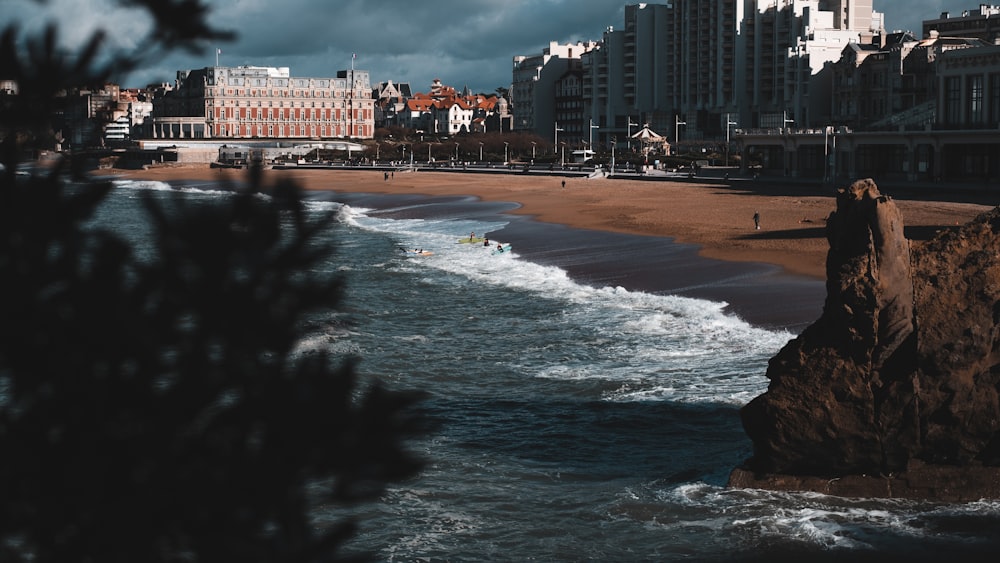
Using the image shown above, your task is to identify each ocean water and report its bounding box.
[98,179,1000,561]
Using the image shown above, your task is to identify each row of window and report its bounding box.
[214,87,358,98]
[211,107,372,121]
[214,124,369,137]
[943,73,1000,124]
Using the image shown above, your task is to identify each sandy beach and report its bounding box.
[112,165,996,280]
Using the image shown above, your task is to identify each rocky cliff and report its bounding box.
[729,179,1000,501]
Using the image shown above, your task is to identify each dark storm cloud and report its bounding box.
[209,0,623,92]
[1,1,982,92]
[875,0,973,34]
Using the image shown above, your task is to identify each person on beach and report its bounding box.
[470,231,475,240]
[753,211,761,230]
[561,179,566,189]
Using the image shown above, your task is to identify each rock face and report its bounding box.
[731,179,1000,500]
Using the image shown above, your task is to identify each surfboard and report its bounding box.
[458,237,485,244]
[400,248,433,256]
[490,243,512,255]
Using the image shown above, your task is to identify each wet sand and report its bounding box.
[110,165,996,329]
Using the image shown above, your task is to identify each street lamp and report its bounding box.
[559,141,566,168]
[479,141,483,162]
[610,136,616,176]
[455,142,460,161]
[783,111,795,129]
[725,113,738,167]
[627,117,638,153]
[531,141,536,161]
[675,114,686,145]
[504,141,509,164]
[554,122,564,154]
[589,118,599,163]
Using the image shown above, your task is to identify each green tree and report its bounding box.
[0,2,425,561]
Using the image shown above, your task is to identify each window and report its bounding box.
[969,74,984,124]
[945,76,961,124]
[991,74,1000,125]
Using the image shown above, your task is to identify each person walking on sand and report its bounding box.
[753,211,761,230]
[561,179,566,189]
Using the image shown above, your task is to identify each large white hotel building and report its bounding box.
[149,65,375,140]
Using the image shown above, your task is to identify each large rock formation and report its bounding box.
[729,179,1000,501]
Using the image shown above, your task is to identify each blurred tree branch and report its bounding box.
[0,2,425,561]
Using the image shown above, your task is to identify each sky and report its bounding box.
[0,1,980,93]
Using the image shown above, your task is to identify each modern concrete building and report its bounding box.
[512,41,598,137]
[923,4,1000,44]
[572,1,884,147]
[553,61,585,151]
[581,2,681,149]
[745,0,883,130]
[150,65,374,140]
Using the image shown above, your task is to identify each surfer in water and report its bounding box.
[496,242,504,253]
[483,237,490,247]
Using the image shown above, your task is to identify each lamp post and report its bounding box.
[783,111,795,129]
[782,112,795,176]
[479,141,483,162]
[675,114,686,145]
[610,136,616,176]
[455,142,460,161]
[560,141,566,168]
[554,122,564,154]
[531,141,536,161]
[627,117,638,153]
[504,141,509,164]
[725,113,738,167]
[589,119,599,163]
[401,144,406,164]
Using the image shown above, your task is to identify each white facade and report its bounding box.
[512,41,598,135]
[432,102,473,135]
[747,0,884,128]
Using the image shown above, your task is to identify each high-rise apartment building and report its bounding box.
[150,65,374,140]
[744,0,883,129]
[582,1,745,144]
[512,41,598,138]
[568,1,884,145]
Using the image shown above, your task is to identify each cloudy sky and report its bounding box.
[1,0,979,93]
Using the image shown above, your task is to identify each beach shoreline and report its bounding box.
[110,164,995,281]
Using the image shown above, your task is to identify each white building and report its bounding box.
[512,41,598,136]
[104,116,130,143]
[753,0,885,128]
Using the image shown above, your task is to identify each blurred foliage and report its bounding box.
[0,2,425,561]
